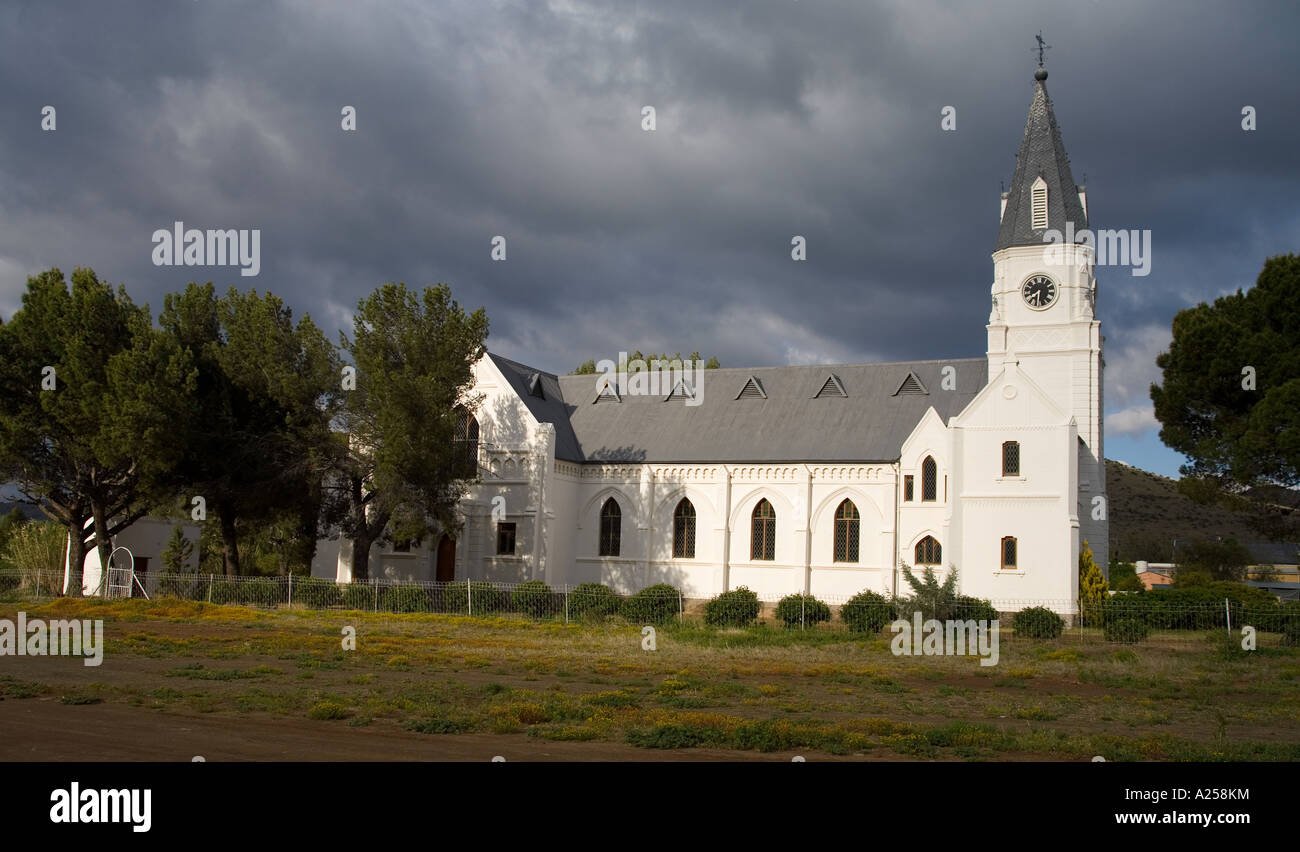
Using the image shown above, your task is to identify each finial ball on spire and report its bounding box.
[1034,66,1048,81]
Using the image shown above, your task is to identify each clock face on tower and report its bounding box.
[1021,274,1058,310]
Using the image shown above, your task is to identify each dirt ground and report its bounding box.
[0,699,843,761]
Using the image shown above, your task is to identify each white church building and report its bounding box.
[315,63,1107,612]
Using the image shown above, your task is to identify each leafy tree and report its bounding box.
[1151,254,1300,494]
[326,282,488,580]
[1108,557,1145,592]
[1079,540,1108,624]
[1176,538,1254,583]
[159,283,338,576]
[0,268,195,595]
[161,525,195,573]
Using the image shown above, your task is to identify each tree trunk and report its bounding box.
[350,533,373,582]
[64,516,88,598]
[90,498,114,597]
[347,498,390,582]
[219,508,240,577]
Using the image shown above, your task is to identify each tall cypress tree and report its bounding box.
[1079,540,1109,626]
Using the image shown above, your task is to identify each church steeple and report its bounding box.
[994,62,1088,251]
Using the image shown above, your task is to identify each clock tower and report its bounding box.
[986,60,1108,564]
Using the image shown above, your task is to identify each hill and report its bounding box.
[1106,460,1299,564]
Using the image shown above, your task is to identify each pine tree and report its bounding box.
[1079,540,1109,626]
[161,525,194,573]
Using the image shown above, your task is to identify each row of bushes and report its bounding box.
[1099,592,1300,632]
[700,588,1003,632]
[145,576,686,623]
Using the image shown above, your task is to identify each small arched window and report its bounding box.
[599,498,621,557]
[673,499,696,559]
[921,456,937,502]
[833,500,860,563]
[454,407,480,477]
[915,536,942,566]
[1001,536,1018,570]
[751,499,775,561]
[1002,441,1020,477]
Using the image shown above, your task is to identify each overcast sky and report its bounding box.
[2,0,1297,478]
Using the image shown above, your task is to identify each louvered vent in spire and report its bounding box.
[1031,175,1048,230]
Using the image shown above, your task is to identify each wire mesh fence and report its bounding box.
[1,569,1297,648]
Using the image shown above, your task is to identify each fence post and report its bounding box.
[207,573,213,603]
[564,584,569,624]
[1225,597,1231,636]
[468,578,473,617]
[36,567,41,601]
[801,594,806,631]
[373,577,378,612]
[679,592,684,626]
[287,573,293,608]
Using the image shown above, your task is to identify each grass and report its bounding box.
[5,597,1300,760]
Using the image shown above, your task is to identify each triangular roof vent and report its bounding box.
[527,372,545,399]
[736,376,767,400]
[593,380,620,404]
[664,380,695,402]
[814,374,847,398]
[893,372,928,396]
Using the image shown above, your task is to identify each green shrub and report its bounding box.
[511,580,555,618]
[244,577,283,607]
[704,587,761,627]
[1012,606,1064,639]
[840,590,896,633]
[382,583,433,613]
[1103,583,1280,630]
[1104,617,1150,644]
[1239,600,1300,633]
[444,580,506,614]
[1281,622,1300,648]
[292,576,343,608]
[568,583,620,619]
[341,582,376,610]
[953,596,999,622]
[620,583,681,625]
[774,593,831,628]
[209,579,239,605]
[154,574,204,601]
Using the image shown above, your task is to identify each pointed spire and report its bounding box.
[994,58,1087,251]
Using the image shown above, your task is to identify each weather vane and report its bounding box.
[1034,31,1052,67]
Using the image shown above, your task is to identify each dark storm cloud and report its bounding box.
[1,0,1297,442]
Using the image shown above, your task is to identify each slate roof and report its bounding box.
[995,69,1088,251]
[486,353,585,462]
[488,352,987,464]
